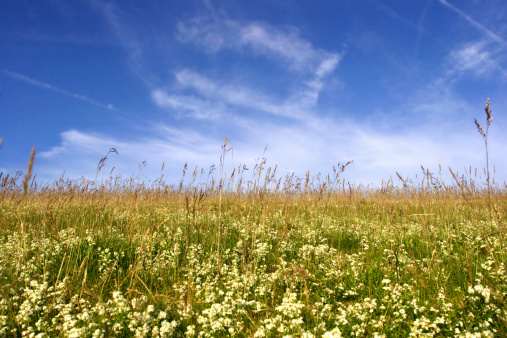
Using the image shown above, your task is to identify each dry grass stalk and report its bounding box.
[22,147,35,195]
[475,98,493,196]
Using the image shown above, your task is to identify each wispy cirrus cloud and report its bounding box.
[152,68,321,120]
[39,128,220,163]
[238,22,341,75]
[156,17,343,121]
[36,128,223,183]
[433,1,507,82]
[369,0,430,35]
[84,5,343,121]
[39,129,118,159]
[151,90,225,120]
[173,69,310,118]
[447,41,507,79]
[176,17,342,77]
[436,0,507,48]
[16,30,117,46]
[36,106,503,186]
[87,0,153,86]
[2,69,122,113]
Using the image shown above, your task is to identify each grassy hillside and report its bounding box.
[0,162,506,337]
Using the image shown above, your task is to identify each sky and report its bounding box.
[1,0,506,188]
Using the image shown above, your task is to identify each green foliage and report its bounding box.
[0,175,506,337]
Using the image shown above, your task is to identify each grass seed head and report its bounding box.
[485,98,493,125]
[22,147,35,195]
[474,119,484,136]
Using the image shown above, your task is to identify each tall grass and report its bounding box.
[475,98,494,203]
[1,151,506,337]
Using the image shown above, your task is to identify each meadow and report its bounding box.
[0,134,506,337]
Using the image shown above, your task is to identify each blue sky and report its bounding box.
[1,0,506,187]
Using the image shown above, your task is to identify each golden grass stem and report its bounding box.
[22,147,35,195]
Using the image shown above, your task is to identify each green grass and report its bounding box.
[0,168,506,337]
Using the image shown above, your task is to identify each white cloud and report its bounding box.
[170,17,344,122]
[37,128,223,184]
[86,11,343,123]
[447,41,507,79]
[238,23,326,73]
[175,16,236,53]
[151,90,224,120]
[315,55,342,79]
[153,69,314,120]
[34,107,507,187]
[176,17,342,77]
[175,70,218,93]
[37,131,97,160]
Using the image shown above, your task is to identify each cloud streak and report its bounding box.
[436,0,507,48]
[87,0,154,86]
[2,69,123,113]
[369,0,430,35]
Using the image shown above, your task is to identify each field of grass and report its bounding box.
[0,152,506,338]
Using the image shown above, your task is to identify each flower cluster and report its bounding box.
[0,196,506,337]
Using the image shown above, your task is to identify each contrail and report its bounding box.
[370,0,430,35]
[1,69,122,113]
[436,0,507,48]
